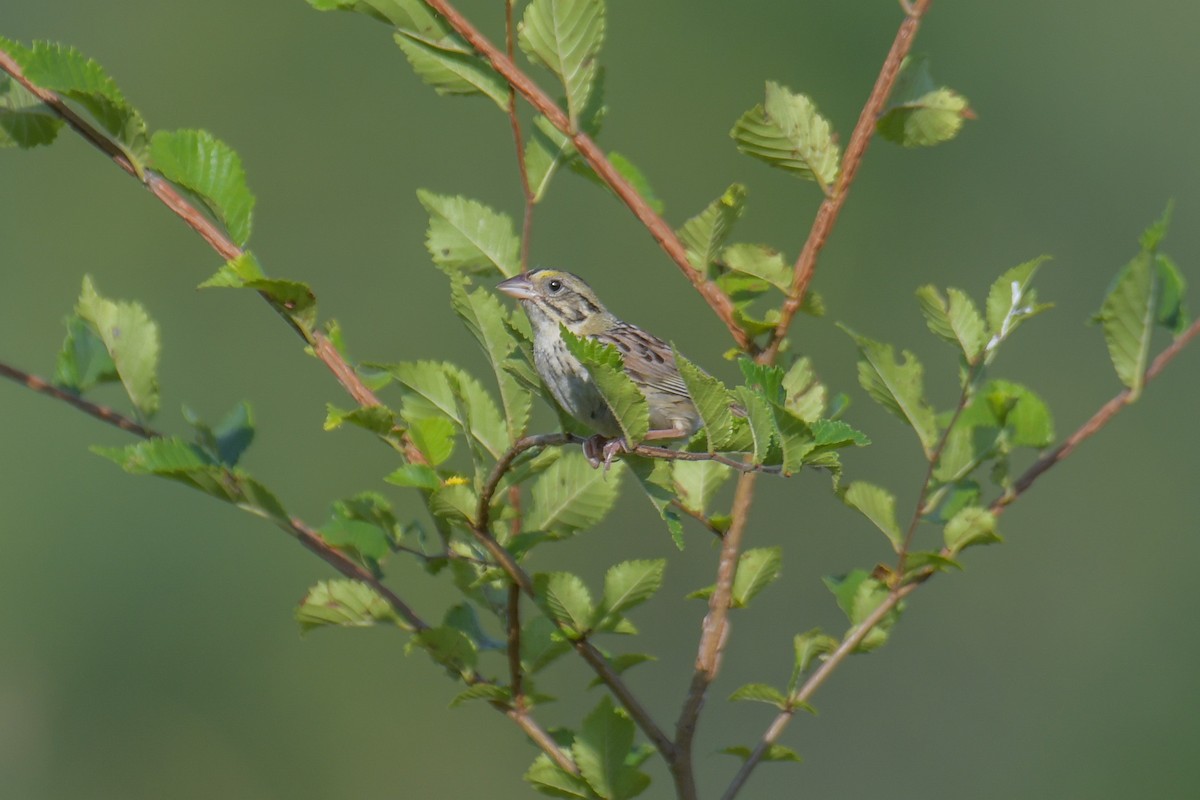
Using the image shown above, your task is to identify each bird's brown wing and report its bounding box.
[593,323,692,399]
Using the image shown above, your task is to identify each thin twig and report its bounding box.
[504,706,579,775]
[506,583,525,704]
[0,51,425,466]
[670,499,725,539]
[420,0,753,353]
[672,469,759,799]
[723,315,1200,798]
[0,363,159,438]
[759,0,932,363]
[504,0,535,273]
[721,584,915,800]
[995,313,1200,513]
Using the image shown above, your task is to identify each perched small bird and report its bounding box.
[497,269,703,467]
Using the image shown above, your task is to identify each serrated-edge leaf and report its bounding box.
[733,386,779,465]
[721,744,802,763]
[731,546,783,608]
[731,82,840,188]
[916,285,987,361]
[449,683,511,708]
[841,326,938,457]
[675,349,734,450]
[842,481,903,553]
[985,256,1052,348]
[75,276,160,417]
[385,463,443,490]
[573,695,641,800]
[943,505,1000,553]
[528,449,622,534]
[54,313,117,391]
[525,752,595,799]
[417,190,520,277]
[671,458,732,516]
[722,243,791,292]
[451,279,532,439]
[1155,254,1190,336]
[394,29,509,109]
[1099,247,1157,398]
[600,559,665,619]
[561,329,650,446]
[534,571,594,634]
[728,683,787,707]
[150,129,255,246]
[295,579,399,632]
[877,87,970,148]
[677,184,747,271]
[518,0,606,128]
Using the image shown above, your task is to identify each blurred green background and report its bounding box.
[3,2,1199,798]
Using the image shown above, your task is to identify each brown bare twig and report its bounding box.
[759,0,932,363]
[0,50,425,467]
[421,0,753,353]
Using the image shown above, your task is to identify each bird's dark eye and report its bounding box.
[547,279,563,293]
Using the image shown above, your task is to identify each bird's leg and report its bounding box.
[598,423,693,470]
[582,434,608,469]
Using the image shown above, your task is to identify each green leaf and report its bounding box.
[985,255,1052,350]
[731,81,840,188]
[943,506,1000,554]
[528,449,622,535]
[390,360,508,458]
[721,744,802,763]
[451,278,533,439]
[842,482,903,553]
[324,403,399,437]
[428,481,478,526]
[94,437,288,523]
[518,0,606,129]
[625,457,685,548]
[523,72,607,202]
[732,547,783,608]
[446,364,510,459]
[75,276,160,417]
[449,683,511,708]
[877,56,971,148]
[295,579,400,633]
[200,252,319,331]
[738,360,785,403]
[54,314,117,392]
[984,380,1054,448]
[678,184,747,272]
[150,129,255,246]
[573,696,647,800]
[525,751,596,799]
[534,571,594,636]
[320,516,390,564]
[521,616,572,674]
[1155,254,1190,336]
[790,629,836,690]
[12,40,147,155]
[608,152,663,213]
[728,683,787,708]
[417,190,520,278]
[184,401,255,466]
[823,570,896,652]
[722,243,791,292]
[408,416,457,466]
[841,326,938,457]
[385,463,442,490]
[394,30,508,108]
[674,350,735,450]
[599,559,665,620]
[916,285,987,362]
[780,357,827,422]
[561,329,650,447]
[409,625,478,678]
[1096,211,1172,398]
[0,72,63,148]
[672,459,732,516]
[733,386,780,466]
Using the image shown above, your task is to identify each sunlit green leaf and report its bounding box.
[675,350,735,450]
[295,579,400,633]
[728,683,787,708]
[722,243,791,292]
[418,190,520,278]
[841,326,938,457]
[672,459,732,516]
[916,285,987,362]
[842,481,903,553]
[534,571,594,635]
[877,56,971,148]
[678,184,747,272]
[732,546,782,608]
[985,256,1052,350]
[528,449,622,535]
[561,329,649,447]
[151,129,255,246]
[573,696,648,800]
[731,81,840,188]
[943,505,1000,554]
[518,0,606,128]
[599,559,665,621]
[394,30,508,108]
[451,278,532,440]
[75,276,160,418]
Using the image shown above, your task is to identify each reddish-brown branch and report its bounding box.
[0,362,159,438]
[0,50,425,466]
[504,0,535,272]
[672,469,759,798]
[421,0,753,352]
[759,0,932,363]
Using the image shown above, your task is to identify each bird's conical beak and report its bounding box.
[496,274,537,300]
